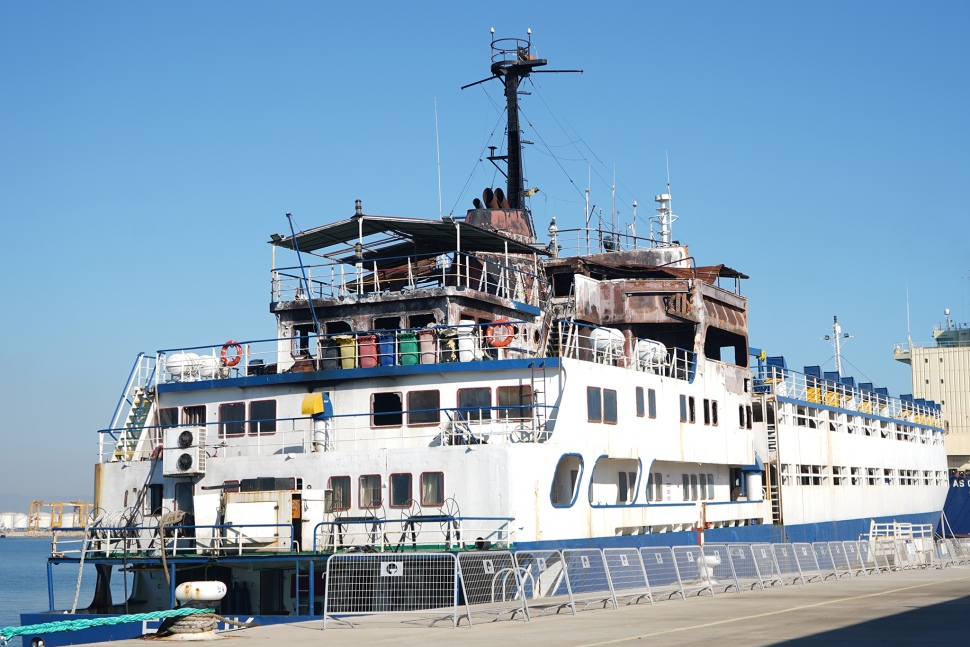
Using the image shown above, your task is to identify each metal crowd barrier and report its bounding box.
[319,539,970,630]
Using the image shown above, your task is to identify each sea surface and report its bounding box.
[0,537,128,634]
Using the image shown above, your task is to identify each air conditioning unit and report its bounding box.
[163,427,207,476]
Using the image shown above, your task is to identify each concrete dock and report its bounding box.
[91,567,970,646]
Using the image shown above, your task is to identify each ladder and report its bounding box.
[530,360,548,440]
[768,464,783,525]
[114,387,156,461]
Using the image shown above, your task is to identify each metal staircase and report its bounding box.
[113,387,155,461]
[110,353,158,462]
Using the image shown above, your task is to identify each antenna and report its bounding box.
[665,151,672,212]
[823,315,852,375]
[611,163,616,234]
[434,98,442,220]
[905,279,912,348]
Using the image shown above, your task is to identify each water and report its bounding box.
[0,537,129,632]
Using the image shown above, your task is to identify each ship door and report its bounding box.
[291,492,303,550]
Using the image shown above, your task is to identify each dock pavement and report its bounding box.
[94,567,970,646]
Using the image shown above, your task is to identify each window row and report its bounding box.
[588,386,659,423]
[782,465,946,487]
[158,401,278,438]
[372,386,532,427]
[678,396,720,426]
[327,472,444,511]
[681,473,716,501]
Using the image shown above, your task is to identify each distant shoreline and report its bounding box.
[1,531,84,538]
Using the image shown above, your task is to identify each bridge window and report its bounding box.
[603,389,618,424]
[636,387,645,417]
[680,395,688,422]
[219,402,245,437]
[407,390,440,425]
[711,401,718,426]
[498,385,533,420]
[648,389,657,418]
[328,476,351,510]
[249,400,277,435]
[688,397,696,424]
[390,473,412,508]
[458,387,491,422]
[372,392,403,427]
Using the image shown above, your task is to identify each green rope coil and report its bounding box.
[0,607,215,642]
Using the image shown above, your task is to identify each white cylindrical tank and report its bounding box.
[175,581,227,603]
[636,339,667,369]
[197,355,222,378]
[746,472,764,501]
[590,327,625,360]
[12,513,29,529]
[166,352,201,378]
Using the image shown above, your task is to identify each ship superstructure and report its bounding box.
[26,33,948,644]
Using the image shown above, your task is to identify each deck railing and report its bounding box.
[556,320,695,381]
[552,227,667,258]
[751,366,944,428]
[155,320,541,385]
[312,515,515,553]
[271,250,550,306]
[52,523,294,558]
[100,403,559,463]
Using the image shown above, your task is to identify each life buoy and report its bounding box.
[221,340,243,367]
[485,322,514,348]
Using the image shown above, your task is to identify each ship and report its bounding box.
[21,32,948,646]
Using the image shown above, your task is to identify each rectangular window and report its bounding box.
[648,389,657,418]
[707,473,715,500]
[158,408,178,427]
[219,402,245,437]
[249,400,277,435]
[372,392,403,427]
[619,472,630,503]
[497,385,533,420]
[680,395,688,422]
[739,405,746,429]
[746,405,753,430]
[328,476,351,510]
[421,472,444,507]
[646,472,654,501]
[588,387,603,422]
[711,401,718,426]
[703,399,711,425]
[688,397,696,424]
[690,474,699,501]
[603,389,618,424]
[390,473,412,508]
[359,475,382,508]
[682,474,690,501]
[183,405,206,426]
[699,473,707,499]
[655,473,663,501]
[407,390,440,425]
[458,387,491,422]
[636,387,645,418]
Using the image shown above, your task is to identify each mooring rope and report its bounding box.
[0,607,214,644]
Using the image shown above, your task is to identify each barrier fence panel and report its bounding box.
[457,551,529,626]
[841,541,867,576]
[856,541,881,574]
[562,549,617,611]
[892,540,920,570]
[772,543,806,585]
[960,539,970,564]
[934,539,956,568]
[945,539,969,566]
[870,539,898,571]
[514,550,576,616]
[827,542,854,578]
[791,543,823,582]
[603,548,653,605]
[702,544,743,594]
[750,543,784,588]
[812,542,840,580]
[323,553,460,629]
[720,544,760,591]
[639,546,685,600]
[672,546,715,597]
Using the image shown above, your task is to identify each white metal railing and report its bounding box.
[53,523,293,558]
[552,227,668,258]
[155,320,541,385]
[99,405,558,463]
[313,515,515,553]
[751,366,943,428]
[271,251,549,307]
[556,320,695,381]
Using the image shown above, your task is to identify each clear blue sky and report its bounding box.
[1,1,968,507]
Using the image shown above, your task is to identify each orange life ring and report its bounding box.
[221,340,243,367]
[485,322,514,348]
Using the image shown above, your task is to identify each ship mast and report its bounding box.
[824,315,852,375]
